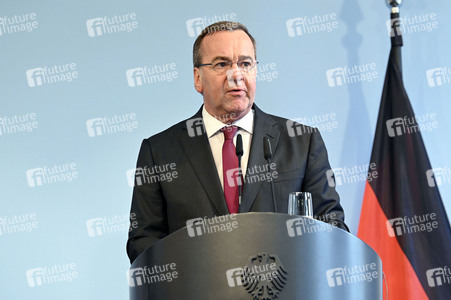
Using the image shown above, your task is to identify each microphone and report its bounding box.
[236,134,243,212]
[263,136,272,161]
[263,137,277,213]
[236,134,243,157]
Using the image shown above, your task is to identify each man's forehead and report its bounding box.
[200,30,254,58]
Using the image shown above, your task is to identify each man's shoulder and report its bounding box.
[143,108,203,143]
[145,118,190,142]
[256,108,318,137]
[263,112,289,125]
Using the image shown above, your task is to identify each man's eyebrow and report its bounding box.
[210,55,254,62]
[211,56,232,62]
[238,55,253,61]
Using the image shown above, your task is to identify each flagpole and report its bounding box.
[387,0,403,72]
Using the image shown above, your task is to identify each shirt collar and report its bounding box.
[202,106,254,138]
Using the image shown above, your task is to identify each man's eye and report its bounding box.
[214,62,229,68]
[240,61,252,67]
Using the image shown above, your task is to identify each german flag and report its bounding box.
[357,8,451,300]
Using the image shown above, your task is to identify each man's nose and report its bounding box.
[227,64,244,85]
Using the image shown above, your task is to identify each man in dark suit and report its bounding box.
[127,21,348,263]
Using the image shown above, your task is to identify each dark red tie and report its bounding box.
[221,126,239,214]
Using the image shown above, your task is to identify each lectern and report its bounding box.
[129,213,382,300]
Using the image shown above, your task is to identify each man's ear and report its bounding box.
[193,68,203,94]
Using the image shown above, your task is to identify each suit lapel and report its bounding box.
[241,105,280,212]
[179,107,229,215]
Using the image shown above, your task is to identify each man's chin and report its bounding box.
[224,101,252,120]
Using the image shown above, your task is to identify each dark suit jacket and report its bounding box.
[127,104,348,263]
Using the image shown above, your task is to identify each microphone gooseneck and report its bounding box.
[263,137,277,213]
[236,134,243,212]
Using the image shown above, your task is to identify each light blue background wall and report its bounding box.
[1,1,450,299]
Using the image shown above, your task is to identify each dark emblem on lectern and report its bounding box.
[241,252,288,300]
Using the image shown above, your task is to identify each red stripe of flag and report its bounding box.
[358,182,428,299]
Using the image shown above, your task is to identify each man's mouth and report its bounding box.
[228,89,246,93]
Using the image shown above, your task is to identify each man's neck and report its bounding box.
[204,107,251,125]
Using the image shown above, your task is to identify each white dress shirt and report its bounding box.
[202,106,254,190]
